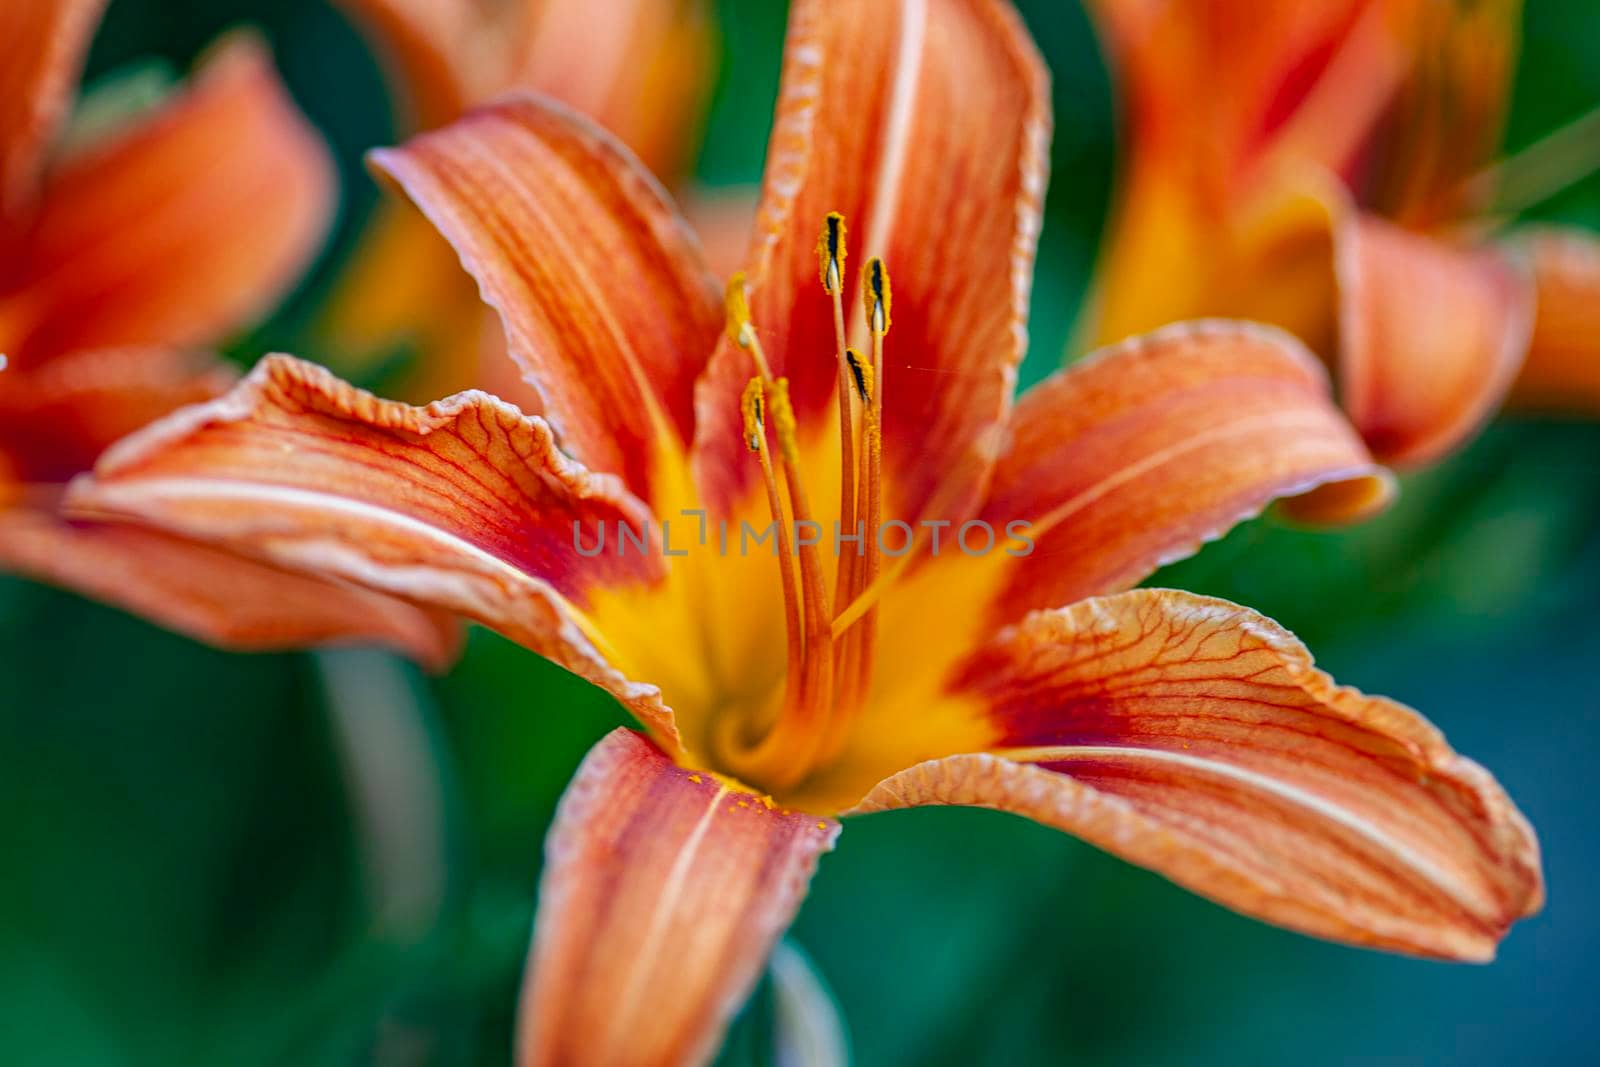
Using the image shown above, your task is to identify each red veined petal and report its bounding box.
[691,0,1050,520]
[853,589,1543,961]
[979,321,1392,623]
[518,729,838,1067]
[370,95,721,502]
[63,354,682,745]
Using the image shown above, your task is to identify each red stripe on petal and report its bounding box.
[519,729,837,1067]
[854,590,1542,961]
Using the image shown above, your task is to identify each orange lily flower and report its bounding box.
[1082,0,1600,467]
[66,0,1541,1061]
[0,0,455,666]
[323,0,721,401]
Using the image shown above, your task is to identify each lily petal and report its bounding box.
[1080,0,1413,350]
[519,728,838,1067]
[315,197,540,407]
[0,0,105,224]
[0,510,459,669]
[0,347,234,483]
[853,589,1543,961]
[1,37,335,366]
[332,0,477,126]
[1335,214,1533,467]
[979,321,1392,623]
[64,355,681,742]
[1088,0,1409,194]
[1509,228,1600,412]
[370,96,721,502]
[692,0,1050,519]
[679,185,759,283]
[1365,0,1521,226]
[500,0,717,180]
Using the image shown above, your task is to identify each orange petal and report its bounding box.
[0,508,459,669]
[1087,0,1411,207]
[499,0,717,180]
[691,0,1050,518]
[1335,215,1533,466]
[0,347,234,483]
[1079,0,1414,352]
[0,37,335,366]
[64,355,682,744]
[519,729,838,1067]
[679,184,759,283]
[370,96,721,502]
[314,197,546,410]
[1365,0,1521,226]
[1509,228,1600,413]
[337,0,715,179]
[853,589,1543,961]
[331,0,476,127]
[979,321,1392,623]
[0,0,105,224]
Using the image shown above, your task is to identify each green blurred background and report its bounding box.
[3,1,1599,1063]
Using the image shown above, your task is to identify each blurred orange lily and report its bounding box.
[324,0,723,401]
[0,0,454,665]
[1083,0,1600,466]
[67,0,1541,1062]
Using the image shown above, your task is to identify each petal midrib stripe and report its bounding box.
[993,743,1495,917]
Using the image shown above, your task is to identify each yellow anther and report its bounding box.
[817,212,847,294]
[767,377,801,467]
[740,377,766,452]
[725,271,756,349]
[863,257,891,335]
[844,348,873,403]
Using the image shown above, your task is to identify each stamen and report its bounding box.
[823,215,859,627]
[845,348,871,404]
[764,379,835,738]
[742,378,766,452]
[721,280,837,790]
[725,271,773,378]
[818,211,846,295]
[863,257,892,336]
[821,260,891,762]
[742,377,803,715]
[718,233,908,791]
